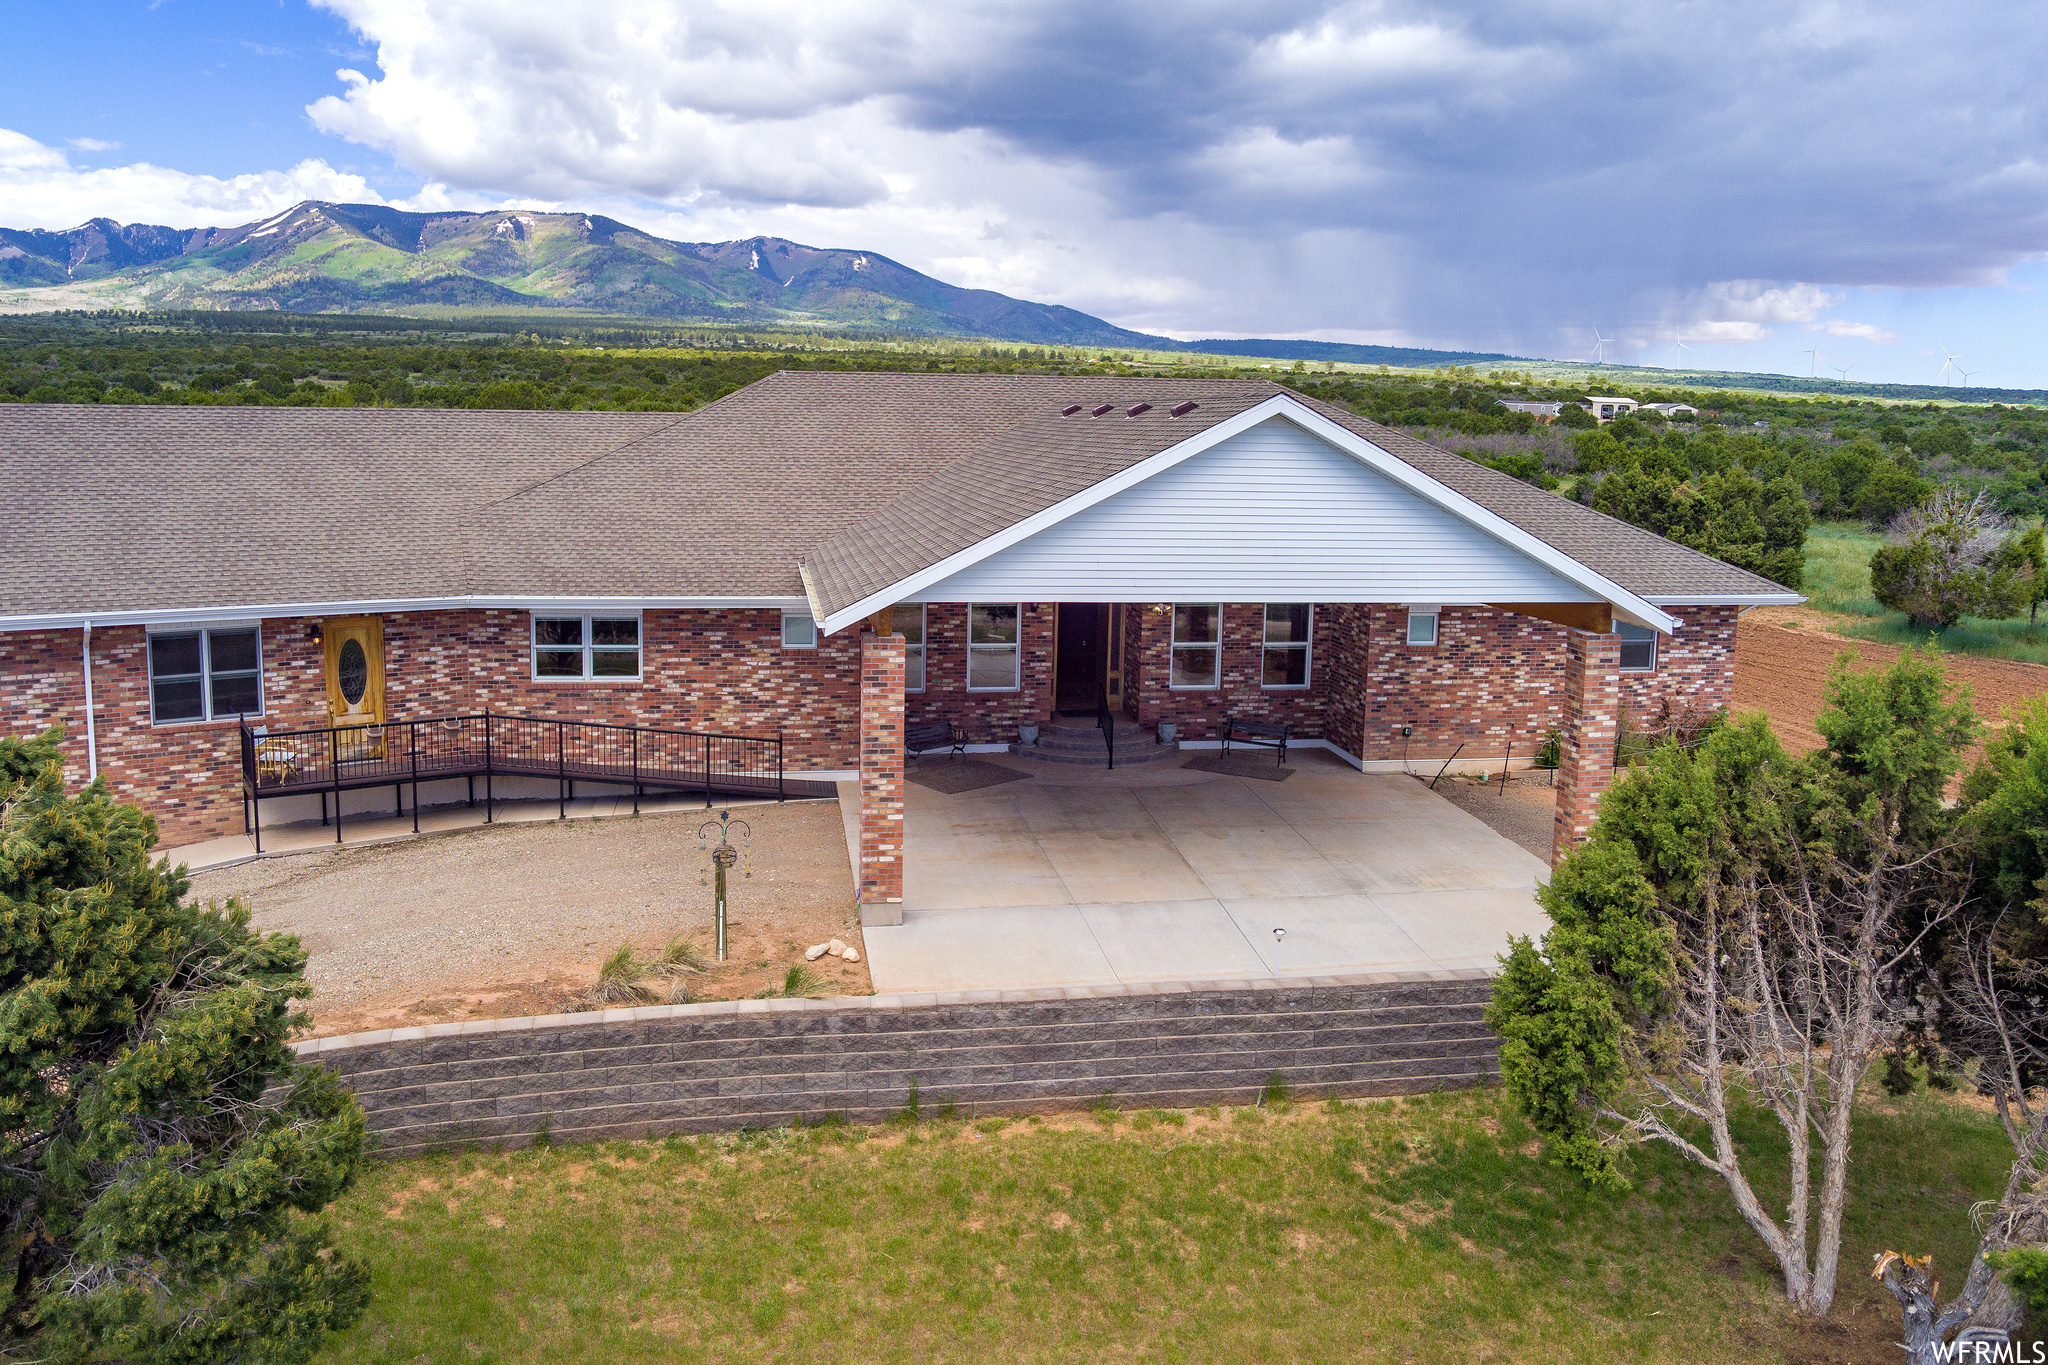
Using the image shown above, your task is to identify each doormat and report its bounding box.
[1182,753,1295,782]
[907,758,1036,794]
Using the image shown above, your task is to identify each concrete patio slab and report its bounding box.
[1077,899,1272,983]
[857,749,1553,994]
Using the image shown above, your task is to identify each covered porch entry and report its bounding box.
[841,748,1551,994]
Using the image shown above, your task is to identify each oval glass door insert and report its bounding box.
[338,638,369,706]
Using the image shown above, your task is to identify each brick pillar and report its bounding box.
[1553,628,1621,867]
[859,630,907,924]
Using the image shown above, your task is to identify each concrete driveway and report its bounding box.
[845,750,1551,994]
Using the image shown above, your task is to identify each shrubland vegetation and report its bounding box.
[1491,650,2048,1357]
[0,728,370,1364]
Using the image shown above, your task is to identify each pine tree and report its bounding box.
[1,727,370,1363]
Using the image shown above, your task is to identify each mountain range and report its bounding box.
[0,202,1535,366]
[0,202,1172,346]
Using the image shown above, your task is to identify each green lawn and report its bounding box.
[1803,520,2048,664]
[315,1087,2014,1364]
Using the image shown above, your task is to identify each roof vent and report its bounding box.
[1060,404,1083,416]
[1090,403,1115,417]
[1170,400,1199,418]
[1126,402,1152,417]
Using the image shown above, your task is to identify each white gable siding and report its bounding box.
[912,417,1597,604]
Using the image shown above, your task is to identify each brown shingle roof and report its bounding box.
[0,373,1797,621]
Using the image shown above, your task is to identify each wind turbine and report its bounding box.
[1590,329,1612,365]
[1798,344,1819,377]
[1831,361,1857,383]
[1959,365,1986,388]
[1939,347,1964,383]
[1665,340,1692,368]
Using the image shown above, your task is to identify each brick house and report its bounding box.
[0,373,1798,909]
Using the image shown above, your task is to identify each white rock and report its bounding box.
[827,938,848,958]
[843,948,860,963]
[803,942,829,961]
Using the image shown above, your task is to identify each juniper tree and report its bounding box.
[0,727,369,1363]
[1487,652,1975,1318]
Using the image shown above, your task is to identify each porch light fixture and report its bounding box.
[306,622,322,644]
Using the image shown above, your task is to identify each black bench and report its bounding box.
[1222,717,1290,766]
[906,720,966,761]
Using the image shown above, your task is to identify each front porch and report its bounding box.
[843,749,1552,995]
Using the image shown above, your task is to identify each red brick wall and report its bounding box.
[1555,629,1621,864]
[1126,602,1329,741]
[858,631,907,912]
[0,599,1741,847]
[0,629,91,787]
[1619,603,1739,716]
[902,602,1054,746]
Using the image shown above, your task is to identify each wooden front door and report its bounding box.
[322,616,385,728]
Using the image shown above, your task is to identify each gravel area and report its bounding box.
[1424,772,1557,860]
[187,799,862,1037]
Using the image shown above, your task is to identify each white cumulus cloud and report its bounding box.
[0,128,384,232]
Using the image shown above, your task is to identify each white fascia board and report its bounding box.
[0,594,809,632]
[819,394,1677,635]
[1641,592,1807,606]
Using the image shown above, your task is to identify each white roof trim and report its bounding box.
[0,594,809,632]
[817,395,1678,635]
[1642,592,1806,606]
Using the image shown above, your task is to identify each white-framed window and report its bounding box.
[1406,609,1440,646]
[967,602,1020,691]
[531,613,641,680]
[149,625,263,724]
[1262,604,1312,688]
[1617,622,1658,672]
[893,603,926,691]
[1171,603,1222,689]
[781,610,817,649]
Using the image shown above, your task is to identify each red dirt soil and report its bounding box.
[1733,608,2048,755]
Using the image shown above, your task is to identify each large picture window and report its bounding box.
[532,614,641,679]
[893,603,926,691]
[1171,603,1221,689]
[149,626,262,723]
[1262,604,1312,688]
[967,603,1020,691]
[1616,622,1658,672]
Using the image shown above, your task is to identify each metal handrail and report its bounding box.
[236,712,790,853]
[1097,679,1115,771]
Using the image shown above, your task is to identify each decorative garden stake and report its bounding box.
[697,810,752,963]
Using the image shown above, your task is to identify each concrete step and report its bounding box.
[1045,719,1149,740]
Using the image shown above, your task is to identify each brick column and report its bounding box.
[1553,628,1621,867]
[858,630,907,925]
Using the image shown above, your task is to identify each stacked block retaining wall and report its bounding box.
[297,974,1500,1157]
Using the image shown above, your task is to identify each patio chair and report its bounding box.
[251,726,302,786]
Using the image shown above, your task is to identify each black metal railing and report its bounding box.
[1096,680,1116,770]
[239,711,796,852]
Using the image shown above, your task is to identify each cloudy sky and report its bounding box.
[8,0,2047,386]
